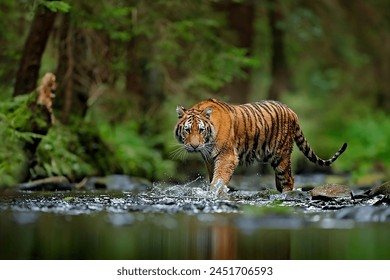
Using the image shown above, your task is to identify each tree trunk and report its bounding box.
[125,35,145,113]
[216,1,255,103]
[267,0,290,100]
[125,28,165,135]
[55,13,90,123]
[13,6,56,96]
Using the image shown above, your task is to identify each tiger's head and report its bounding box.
[174,105,214,154]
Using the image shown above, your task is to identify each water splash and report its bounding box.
[149,176,217,199]
[210,179,230,199]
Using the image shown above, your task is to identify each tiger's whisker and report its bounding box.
[170,145,188,160]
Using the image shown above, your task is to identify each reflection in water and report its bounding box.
[1,177,390,260]
[212,222,237,259]
[12,211,40,225]
[1,210,390,260]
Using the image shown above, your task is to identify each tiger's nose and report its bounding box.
[190,143,199,149]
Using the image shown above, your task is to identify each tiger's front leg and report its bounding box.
[210,152,239,194]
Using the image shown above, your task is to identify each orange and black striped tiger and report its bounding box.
[174,98,347,193]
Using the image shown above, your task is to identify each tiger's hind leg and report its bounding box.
[272,157,294,192]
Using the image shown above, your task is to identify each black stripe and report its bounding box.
[233,107,241,147]
[175,126,182,138]
[295,135,305,146]
[252,127,260,156]
[253,102,268,158]
[275,105,286,149]
[309,151,317,163]
[271,157,283,168]
[241,106,254,152]
[264,104,277,151]
[240,108,250,152]
[259,101,273,116]
[215,100,235,113]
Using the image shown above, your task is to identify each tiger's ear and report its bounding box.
[176,105,186,118]
[203,107,212,119]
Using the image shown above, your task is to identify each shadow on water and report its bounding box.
[1,176,390,260]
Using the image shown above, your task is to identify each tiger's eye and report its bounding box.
[184,123,191,132]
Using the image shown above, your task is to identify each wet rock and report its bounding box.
[18,176,72,191]
[251,189,280,199]
[230,189,275,202]
[369,181,390,197]
[310,184,352,200]
[268,191,311,208]
[351,186,371,199]
[301,185,315,192]
[320,198,353,210]
[157,197,176,205]
[279,190,311,201]
[367,195,390,206]
[231,190,260,200]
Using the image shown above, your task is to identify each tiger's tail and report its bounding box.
[294,125,347,166]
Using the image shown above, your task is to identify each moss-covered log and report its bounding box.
[0,73,56,186]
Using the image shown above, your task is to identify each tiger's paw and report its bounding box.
[210,179,229,199]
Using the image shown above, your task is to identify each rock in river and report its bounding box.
[310,184,352,200]
[369,181,390,197]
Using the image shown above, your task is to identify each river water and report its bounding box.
[1,175,390,259]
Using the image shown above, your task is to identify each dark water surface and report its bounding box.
[1,176,390,260]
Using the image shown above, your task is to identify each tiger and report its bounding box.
[174,98,347,193]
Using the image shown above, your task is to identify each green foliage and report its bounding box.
[0,1,27,97]
[0,124,26,187]
[32,124,96,180]
[84,87,178,181]
[186,46,258,91]
[0,87,177,186]
[40,0,71,13]
[339,112,390,178]
[3,94,41,131]
[97,120,176,181]
[62,0,257,96]
[0,93,109,186]
[150,12,258,92]
[0,94,41,187]
[0,93,47,141]
[286,90,390,180]
[75,1,132,41]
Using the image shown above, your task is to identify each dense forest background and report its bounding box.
[1,0,390,187]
